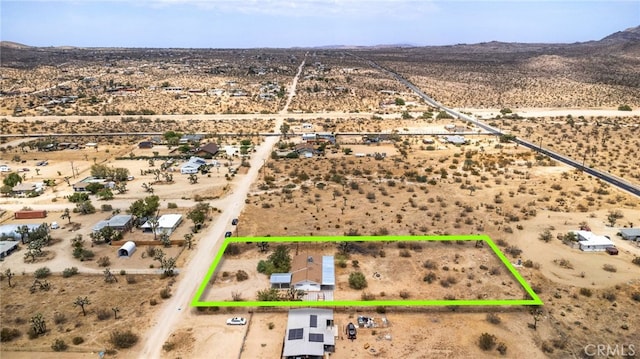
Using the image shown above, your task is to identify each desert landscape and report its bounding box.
[1,25,640,359]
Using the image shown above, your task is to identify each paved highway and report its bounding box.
[358,54,640,198]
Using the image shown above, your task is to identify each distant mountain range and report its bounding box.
[1,26,638,53]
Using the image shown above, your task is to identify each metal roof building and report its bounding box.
[141,214,183,236]
[270,273,292,289]
[619,228,640,241]
[282,308,336,359]
[92,214,134,233]
[0,240,20,258]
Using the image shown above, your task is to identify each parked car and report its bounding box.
[0,165,11,172]
[347,322,357,340]
[232,218,238,225]
[226,317,247,325]
[36,160,48,166]
[606,247,619,255]
[50,222,60,230]
[225,231,233,238]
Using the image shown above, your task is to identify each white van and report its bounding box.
[50,222,60,229]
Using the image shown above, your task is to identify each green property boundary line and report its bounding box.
[191,235,543,307]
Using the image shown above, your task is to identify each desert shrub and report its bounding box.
[522,260,534,268]
[119,269,126,275]
[423,272,437,284]
[97,256,111,267]
[497,342,508,355]
[225,243,240,256]
[236,270,249,281]
[494,238,507,247]
[618,104,632,111]
[361,292,376,300]
[1,328,21,342]
[489,267,501,275]
[72,336,84,345]
[53,312,67,325]
[602,264,617,272]
[399,290,410,299]
[486,313,501,325]
[479,264,488,271]
[348,272,367,290]
[632,257,640,266]
[631,292,640,302]
[602,291,616,302]
[167,202,178,209]
[126,275,136,284]
[505,246,522,257]
[478,333,497,351]
[110,330,139,349]
[100,204,113,212]
[423,260,437,269]
[52,338,68,351]
[399,249,411,257]
[96,309,111,321]
[376,306,386,314]
[268,322,275,330]
[160,287,171,299]
[579,288,593,297]
[163,341,176,352]
[539,229,553,242]
[150,298,158,306]
[62,267,79,278]
[34,267,51,279]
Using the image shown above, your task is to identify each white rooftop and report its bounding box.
[575,230,614,247]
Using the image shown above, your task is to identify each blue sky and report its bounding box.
[1,0,638,48]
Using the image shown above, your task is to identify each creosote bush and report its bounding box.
[478,332,497,351]
[110,329,139,349]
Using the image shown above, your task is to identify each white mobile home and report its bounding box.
[574,230,615,252]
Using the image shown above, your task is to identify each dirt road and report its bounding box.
[137,56,306,359]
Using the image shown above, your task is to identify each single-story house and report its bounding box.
[118,241,136,257]
[180,157,207,174]
[194,143,219,158]
[0,240,20,258]
[295,143,316,157]
[138,141,154,149]
[291,255,335,292]
[282,308,336,359]
[443,135,467,145]
[141,214,183,236]
[619,228,640,241]
[574,230,615,252]
[93,214,134,233]
[72,177,107,192]
[179,134,203,145]
[12,182,44,196]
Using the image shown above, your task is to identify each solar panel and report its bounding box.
[310,315,317,328]
[288,328,304,340]
[309,333,324,342]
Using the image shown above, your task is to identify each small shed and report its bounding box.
[270,273,292,289]
[118,241,136,257]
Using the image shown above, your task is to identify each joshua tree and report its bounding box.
[15,225,30,244]
[73,296,91,316]
[112,307,120,320]
[103,268,117,283]
[61,208,72,224]
[257,242,270,253]
[4,268,15,287]
[188,173,198,184]
[183,233,194,249]
[30,313,47,335]
[530,307,543,331]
